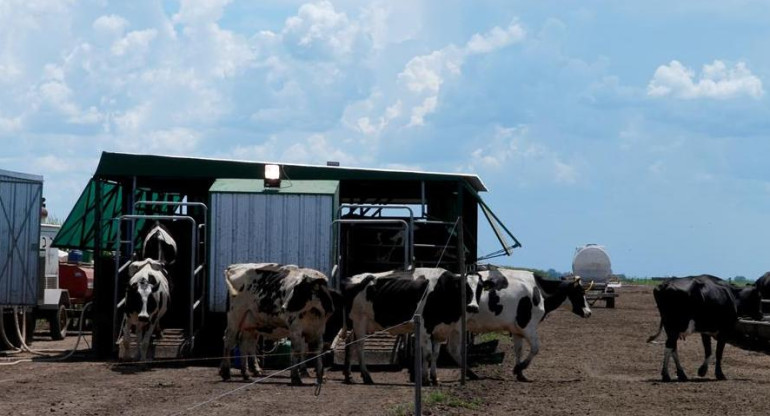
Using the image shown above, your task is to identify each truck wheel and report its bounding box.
[605,297,615,308]
[49,304,69,340]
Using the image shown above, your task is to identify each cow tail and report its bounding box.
[646,319,663,343]
[224,268,239,297]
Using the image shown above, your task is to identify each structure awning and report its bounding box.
[52,179,180,250]
[466,184,522,261]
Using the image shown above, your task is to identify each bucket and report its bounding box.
[68,250,83,263]
[81,250,93,264]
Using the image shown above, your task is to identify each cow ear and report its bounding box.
[128,261,142,276]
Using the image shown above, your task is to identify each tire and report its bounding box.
[49,304,69,340]
[605,297,615,308]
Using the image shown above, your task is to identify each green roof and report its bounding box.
[209,179,339,195]
[54,152,520,258]
[94,152,487,192]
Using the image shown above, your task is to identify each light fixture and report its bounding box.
[264,164,281,188]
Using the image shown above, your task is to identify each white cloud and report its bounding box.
[93,14,129,37]
[647,60,764,100]
[397,20,525,127]
[172,0,232,26]
[469,125,579,185]
[281,1,365,60]
[111,29,158,56]
[346,20,525,136]
[0,114,22,133]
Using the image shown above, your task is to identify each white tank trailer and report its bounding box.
[572,244,620,308]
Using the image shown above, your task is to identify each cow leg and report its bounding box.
[310,338,324,386]
[663,332,687,381]
[238,333,257,380]
[714,338,727,380]
[289,332,304,386]
[697,334,712,377]
[219,327,237,381]
[343,331,353,384]
[445,330,479,381]
[419,329,431,385]
[429,338,441,386]
[512,332,539,382]
[119,318,132,361]
[139,321,157,365]
[353,320,374,385]
[298,340,311,378]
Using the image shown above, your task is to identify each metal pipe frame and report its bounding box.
[111,214,197,353]
[337,204,415,267]
[330,218,410,290]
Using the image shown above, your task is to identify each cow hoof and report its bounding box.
[676,371,688,382]
[661,373,672,383]
[697,365,708,377]
[362,374,375,385]
[515,374,531,383]
[290,378,303,386]
[241,373,251,381]
[715,372,726,381]
[219,368,231,381]
[466,370,480,381]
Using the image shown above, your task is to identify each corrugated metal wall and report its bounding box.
[0,170,42,306]
[208,193,334,312]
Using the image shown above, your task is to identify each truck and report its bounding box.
[571,244,621,308]
[38,224,94,340]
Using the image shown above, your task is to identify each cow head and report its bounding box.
[126,259,168,322]
[282,272,333,317]
[565,276,592,318]
[736,284,763,321]
[465,273,484,314]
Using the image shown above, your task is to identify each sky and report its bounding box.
[2,0,769,279]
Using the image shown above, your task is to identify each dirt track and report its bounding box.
[2,285,770,415]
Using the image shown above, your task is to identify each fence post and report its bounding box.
[414,314,422,416]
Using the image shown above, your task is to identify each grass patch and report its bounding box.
[476,331,507,343]
[425,390,482,410]
[386,389,482,415]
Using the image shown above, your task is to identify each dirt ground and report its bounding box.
[3,285,770,415]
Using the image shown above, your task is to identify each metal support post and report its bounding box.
[414,314,422,416]
[458,216,467,385]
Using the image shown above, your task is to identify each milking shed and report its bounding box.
[51,151,520,359]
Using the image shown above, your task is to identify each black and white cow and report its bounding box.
[342,268,480,385]
[118,258,171,362]
[219,263,337,385]
[141,221,177,265]
[647,274,762,382]
[457,267,592,382]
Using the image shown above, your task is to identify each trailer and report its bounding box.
[571,244,620,308]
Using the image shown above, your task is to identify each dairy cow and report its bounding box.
[219,263,336,385]
[755,272,770,299]
[342,268,480,385]
[118,259,170,362]
[647,275,762,382]
[140,221,177,265]
[457,267,592,382]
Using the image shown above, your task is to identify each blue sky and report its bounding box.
[2,0,769,279]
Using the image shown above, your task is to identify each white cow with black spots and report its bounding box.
[458,267,592,381]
